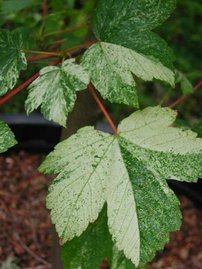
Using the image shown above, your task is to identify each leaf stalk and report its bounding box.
[169,80,202,108]
[88,84,118,134]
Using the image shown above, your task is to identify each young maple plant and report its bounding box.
[0,0,202,268]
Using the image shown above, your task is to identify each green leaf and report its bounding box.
[0,29,27,96]
[103,30,175,71]
[93,0,176,69]
[25,59,89,127]
[40,106,202,267]
[1,0,34,15]
[0,121,17,153]
[82,42,175,107]
[175,69,194,95]
[93,0,176,37]
[12,27,34,50]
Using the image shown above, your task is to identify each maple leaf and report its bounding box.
[93,0,176,69]
[40,106,202,267]
[25,59,89,127]
[81,0,176,107]
[82,42,174,107]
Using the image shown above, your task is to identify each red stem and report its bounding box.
[169,80,202,108]
[0,60,60,106]
[0,73,39,106]
[88,84,118,134]
[26,40,95,63]
[0,42,89,106]
[27,54,56,63]
[43,0,48,17]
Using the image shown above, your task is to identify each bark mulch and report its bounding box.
[150,195,202,269]
[0,152,52,269]
[0,152,202,269]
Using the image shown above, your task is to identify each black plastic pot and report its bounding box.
[0,113,62,153]
[169,180,202,209]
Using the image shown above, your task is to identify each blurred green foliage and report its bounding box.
[158,0,202,82]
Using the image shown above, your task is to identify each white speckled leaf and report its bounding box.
[40,127,115,242]
[25,59,89,127]
[106,140,140,266]
[119,106,202,182]
[82,42,174,107]
[40,126,140,266]
[93,0,176,37]
[40,106,202,267]
[0,121,17,153]
[93,0,176,69]
[117,106,202,265]
[0,29,27,96]
[119,145,181,266]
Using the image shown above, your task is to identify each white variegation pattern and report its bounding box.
[93,0,176,38]
[40,126,140,266]
[40,106,202,268]
[40,127,115,241]
[0,121,17,153]
[0,30,27,96]
[25,59,89,126]
[93,0,176,69]
[107,140,140,266]
[120,106,200,152]
[82,42,174,107]
[119,106,202,182]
